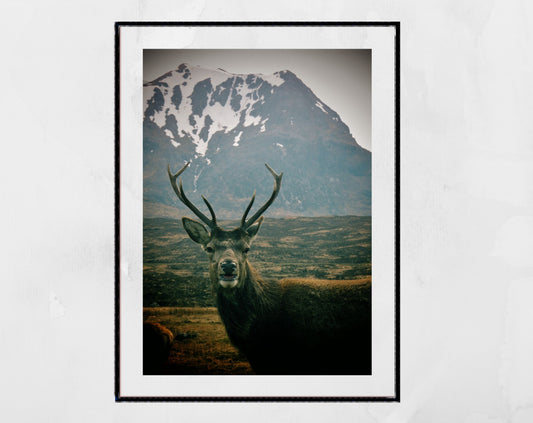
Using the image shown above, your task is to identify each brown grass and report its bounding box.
[143,307,253,375]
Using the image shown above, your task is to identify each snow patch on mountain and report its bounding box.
[260,118,268,132]
[233,131,243,147]
[315,100,328,114]
[259,71,285,87]
[144,64,287,157]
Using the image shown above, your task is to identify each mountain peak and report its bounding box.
[143,63,371,217]
[144,64,291,156]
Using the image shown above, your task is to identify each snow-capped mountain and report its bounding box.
[144,63,287,156]
[143,63,371,218]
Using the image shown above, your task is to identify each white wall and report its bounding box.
[1,1,532,422]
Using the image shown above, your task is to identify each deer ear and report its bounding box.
[246,216,264,240]
[182,217,211,245]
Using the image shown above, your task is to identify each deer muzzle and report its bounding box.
[219,259,239,288]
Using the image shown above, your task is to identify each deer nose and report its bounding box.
[220,260,237,274]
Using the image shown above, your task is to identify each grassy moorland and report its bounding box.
[144,215,371,307]
[143,215,371,374]
[143,307,253,374]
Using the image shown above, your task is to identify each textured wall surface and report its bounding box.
[1,1,532,422]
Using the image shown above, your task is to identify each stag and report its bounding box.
[167,162,371,375]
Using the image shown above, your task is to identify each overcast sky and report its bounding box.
[143,49,371,151]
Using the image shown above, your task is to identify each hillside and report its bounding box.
[143,215,371,307]
[143,63,371,218]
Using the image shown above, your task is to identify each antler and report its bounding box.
[167,162,217,229]
[241,164,283,229]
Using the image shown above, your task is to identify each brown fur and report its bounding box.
[143,321,174,374]
[212,260,371,375]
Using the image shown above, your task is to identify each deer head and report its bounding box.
[167,162,283,289]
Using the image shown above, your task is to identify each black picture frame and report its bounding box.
[115,21,400,402]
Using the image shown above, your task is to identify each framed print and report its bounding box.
[115,22,399,401]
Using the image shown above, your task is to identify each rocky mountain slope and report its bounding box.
[143,63,371,218]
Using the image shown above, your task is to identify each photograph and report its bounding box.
[141,49,373,376]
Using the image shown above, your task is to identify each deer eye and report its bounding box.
[205,246,214,253]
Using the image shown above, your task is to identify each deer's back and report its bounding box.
[244,277,372,375]
[277,276,370,327]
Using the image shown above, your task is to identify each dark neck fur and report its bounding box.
[215,262,281,348]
